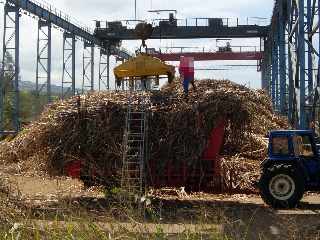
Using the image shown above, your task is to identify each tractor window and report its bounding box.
[293,135,314,157]
[272,137,289,155]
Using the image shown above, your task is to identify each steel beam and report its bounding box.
[318,0,320,87]
[307,0,314,97]
[6,0,130,60]
[272,27,279,110]
[279,0,286,115]
[287,0,294,123]
[36,20,52,104]
[298,0,306,129]
[0,3,20,134]
[8,0,98,44]
[261,38,269,90]
[95,25,270,41]
[62,32,76,98]
[99,48,110,90]
[82,41,95,93]
[150,51,263,61]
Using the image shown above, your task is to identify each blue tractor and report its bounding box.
[259,130,320,208]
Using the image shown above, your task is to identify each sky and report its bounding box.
[0,0,275,90]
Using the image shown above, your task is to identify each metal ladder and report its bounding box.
[121,91,148,206]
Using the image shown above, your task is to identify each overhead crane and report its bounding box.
[94,17,269,40]
[150,51,263,62]
[95,2,320,131]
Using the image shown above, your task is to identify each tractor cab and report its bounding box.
[268,130,318,160]
[259,130,320,208]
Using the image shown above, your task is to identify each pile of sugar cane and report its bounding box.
[0,79,288,193]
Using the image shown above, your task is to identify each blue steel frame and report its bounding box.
[99,48,111,91]
[82,41,95,93]
[61,32,76,99]
[1,2,20,134]
[0,0,130,135]
[266,0,320,130]
[36,20,51,104]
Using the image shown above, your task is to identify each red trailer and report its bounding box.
[64,119,226,193]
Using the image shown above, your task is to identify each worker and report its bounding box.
[179,56,196,96]
[180,71,196,96]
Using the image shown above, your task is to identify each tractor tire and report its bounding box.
[259,164,305,209]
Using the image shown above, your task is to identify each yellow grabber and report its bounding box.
[114,53,175,85]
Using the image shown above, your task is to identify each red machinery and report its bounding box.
[149,119,225,192]
[64,119,226,192]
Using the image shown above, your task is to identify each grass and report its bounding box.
[0,185,230,240]
[0,219,229,240]
[1,179,319,240]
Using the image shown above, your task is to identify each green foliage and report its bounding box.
[3,89,53,129]
[1,52,58,130]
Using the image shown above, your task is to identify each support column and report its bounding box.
[107,51,110,89]
[82,41,95,93]
[99,48,111,90]
[1,3,20,134]
[318,0,320,87]
[62,32,76,98]
[36,20,52,104]
[261,38,269,91]
[272,29,279,111]
[307,0,313,97]
[279,0,287,115]
[287,0,294,123]
[298,0,306,129]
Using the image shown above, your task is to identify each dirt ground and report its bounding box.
[2,173,320,239]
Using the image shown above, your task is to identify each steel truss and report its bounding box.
[1,3,20,134]
[82,41,94,93]
[0,0,131,136]
[266,0,320,129]
[99,48,110,90]
[62,32,76,98]
[36,20,52,104]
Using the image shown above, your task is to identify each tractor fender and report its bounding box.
[261,159,310,182]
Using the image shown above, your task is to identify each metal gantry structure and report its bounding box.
[1,2,20,134]
[3,0,320,135]
[264,0,320,130]
[0,0,131,135]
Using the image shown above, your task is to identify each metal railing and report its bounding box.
[158,45,260,54]
[98,16,270,30]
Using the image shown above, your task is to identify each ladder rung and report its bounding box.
[125,161,140,164]
[128,137,143,141]
[125,170,140,173]
[130,112,145,114]
[122,97,147,195]
[128,133,143,136]
[127,149,141,153]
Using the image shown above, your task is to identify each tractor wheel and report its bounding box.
[259,164,305,209]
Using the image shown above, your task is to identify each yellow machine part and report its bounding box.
[114,53,175,81]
